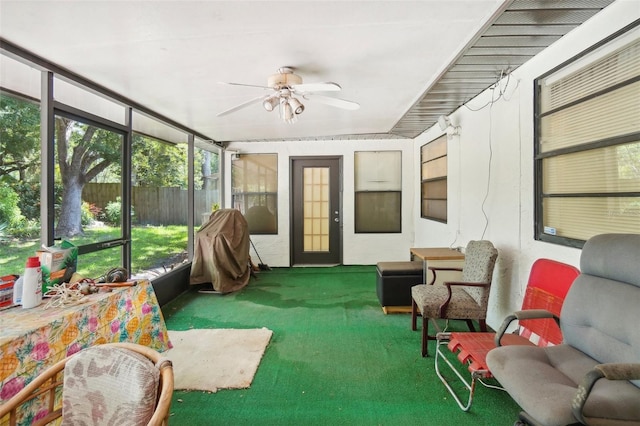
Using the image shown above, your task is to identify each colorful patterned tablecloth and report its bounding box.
[0,280,172,425]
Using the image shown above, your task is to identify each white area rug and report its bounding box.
[165,328,273,392]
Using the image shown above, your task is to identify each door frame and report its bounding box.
[289,156,343,266]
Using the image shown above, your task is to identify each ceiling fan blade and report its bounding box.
[216,95,269,117]
[218,81,272,90]
[292,82,341,92]
[304,93,360,110]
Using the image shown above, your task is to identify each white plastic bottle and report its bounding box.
[21,256,43,309]
[12,276,24,305]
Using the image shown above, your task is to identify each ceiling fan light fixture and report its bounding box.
[263,96,279,112]
[218,66,357,123]
[289,97,304,115]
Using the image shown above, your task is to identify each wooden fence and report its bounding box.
[83,183,219,225]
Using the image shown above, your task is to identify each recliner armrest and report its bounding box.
[572,363,640,424]
[493,309,558,347]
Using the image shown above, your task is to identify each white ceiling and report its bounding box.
[0,1,612,144]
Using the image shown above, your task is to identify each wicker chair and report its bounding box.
[0,343,174,426]
[411,240,498,356]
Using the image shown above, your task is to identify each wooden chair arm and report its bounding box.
[150,358,174,426]
[572,363,640,424]
[0,357,68,425]
[444,281,489,288]
[437,281,490,317]
[427,266,463,285]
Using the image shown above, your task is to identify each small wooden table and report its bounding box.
[410,247,465,284]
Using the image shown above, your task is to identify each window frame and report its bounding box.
[534,22,640,248]
[420,135,448,223]
[231,153,278,235]
[353,150,402,234]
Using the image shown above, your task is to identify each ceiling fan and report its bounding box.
[217,67,360,123]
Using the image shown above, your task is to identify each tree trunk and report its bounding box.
[55,177,84,237]
[202,151,212,190]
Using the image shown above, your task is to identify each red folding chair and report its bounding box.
[434,258,580,411]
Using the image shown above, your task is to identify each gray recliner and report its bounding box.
[486,233,640,426]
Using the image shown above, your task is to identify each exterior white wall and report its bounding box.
[224,138,416,267]
[224,1,639,329]
[414,1,640,328]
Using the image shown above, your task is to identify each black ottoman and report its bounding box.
[376,261,424,313]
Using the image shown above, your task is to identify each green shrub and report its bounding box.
[8,218,40,239]
[13,181,40,221]
[103,198,121,224]
[103,197,134,225]
[0,183,24,227]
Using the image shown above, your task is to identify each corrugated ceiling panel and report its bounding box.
[390,0,615,139]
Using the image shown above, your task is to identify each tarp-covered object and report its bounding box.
[190,209,250,293]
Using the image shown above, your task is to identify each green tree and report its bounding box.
[0,94,40,181]
[0,94,42,224]
[132,135,188,188]
[199,149,220,190]
[55,117,121,237]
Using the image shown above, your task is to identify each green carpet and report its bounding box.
[162,266,521,425]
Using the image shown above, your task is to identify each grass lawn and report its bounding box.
[0,225,187,280]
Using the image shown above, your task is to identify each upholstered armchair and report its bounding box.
[411,240,498,356]
[487,233,640,425]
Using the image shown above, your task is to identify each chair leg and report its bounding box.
[465,319,476,332]
[411,300,417,331]
[478,319,487,332]
[421,316,429,357]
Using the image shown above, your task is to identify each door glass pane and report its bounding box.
[53,114,123,279]
[54,115,123,245]
[303,167,329,252]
